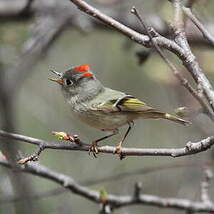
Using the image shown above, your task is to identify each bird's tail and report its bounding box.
[163,113,191,126]
[140,110,191,126]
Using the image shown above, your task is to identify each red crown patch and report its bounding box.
[83,71,93,76]
[73,64,90,72]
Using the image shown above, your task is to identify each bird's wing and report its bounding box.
[92,94,191,125]
[95,95,154,113]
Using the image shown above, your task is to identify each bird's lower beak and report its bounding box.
[49,78,64,85]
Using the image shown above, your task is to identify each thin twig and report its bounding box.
[183,7,214,46]
[17,145,45,164]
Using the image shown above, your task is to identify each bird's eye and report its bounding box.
[65,79,73,86]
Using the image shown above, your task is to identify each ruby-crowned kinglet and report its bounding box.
[50,64,190,155]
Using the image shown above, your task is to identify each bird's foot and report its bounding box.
[114,143,125,160]
[114,144,122,154]
[89,141,99,158]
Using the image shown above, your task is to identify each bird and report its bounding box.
[49,64,190,157]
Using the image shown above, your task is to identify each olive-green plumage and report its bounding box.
[96,95,189,125]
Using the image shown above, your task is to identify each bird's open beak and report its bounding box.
[49,78,64,85]
[49,70,63,85]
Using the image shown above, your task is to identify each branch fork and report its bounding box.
[17,131,82,164]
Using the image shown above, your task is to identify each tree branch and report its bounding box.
[130,6,214,121]
[70,0,189,55]
[200,167,213,205]
[0,160,214,213]
[1,0,214,47]
[0,130,214,160]
[2,160,211,204]
[3,159,214,205]
[70,0,214,119]
[171,0,214,113]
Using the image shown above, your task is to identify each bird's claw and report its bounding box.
[114,145,122,154]
[89,141,99,158]
[114,143,125,160]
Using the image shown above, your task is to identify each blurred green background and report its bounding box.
[0,0,214,213]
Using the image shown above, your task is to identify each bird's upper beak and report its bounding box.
[49,70,63,85]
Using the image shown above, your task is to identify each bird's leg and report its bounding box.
[114,121,134,158]
[89,129,118,157]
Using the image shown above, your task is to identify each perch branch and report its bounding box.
[0,130,214,162]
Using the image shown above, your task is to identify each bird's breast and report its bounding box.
[72,106,138,130]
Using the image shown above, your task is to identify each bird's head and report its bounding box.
[49,64,103,100]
